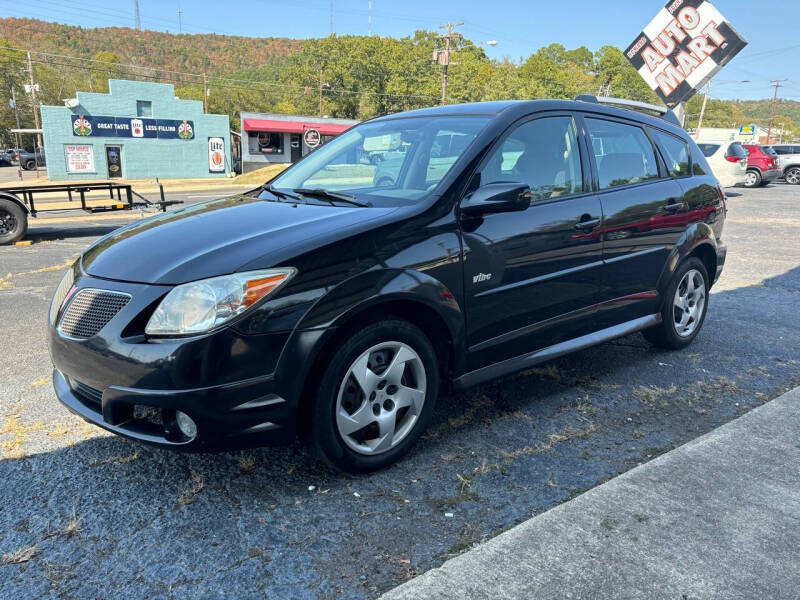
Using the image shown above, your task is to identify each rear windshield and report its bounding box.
[698,143,721,157]
[726,143,748,159]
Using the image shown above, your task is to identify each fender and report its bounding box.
[656,221,718,293]
[0,192,29,215]
[272,268,466,410]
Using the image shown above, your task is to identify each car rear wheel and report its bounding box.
[0,198,28,245]
[642,257,709,350]
[310,319,438,473]
[743,169,761,188]
[785,167,800,185]
[24,159,36,171]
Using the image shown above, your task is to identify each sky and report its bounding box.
[2,0,799,101]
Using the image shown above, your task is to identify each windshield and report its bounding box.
[266,115,489,205]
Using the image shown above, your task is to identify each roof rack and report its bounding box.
[575,94,682,127]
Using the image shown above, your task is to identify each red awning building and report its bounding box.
[240,112,359,172]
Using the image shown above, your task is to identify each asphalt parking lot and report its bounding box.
[1,183,799,599]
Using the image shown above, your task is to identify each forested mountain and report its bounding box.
[0,17,797,148]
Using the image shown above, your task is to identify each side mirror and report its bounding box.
[460,182,532,217]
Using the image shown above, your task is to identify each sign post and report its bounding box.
[625,1,747,111]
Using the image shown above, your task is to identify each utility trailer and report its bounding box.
[0,181,182,245]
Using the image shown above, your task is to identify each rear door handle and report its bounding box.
[574,218,601,230]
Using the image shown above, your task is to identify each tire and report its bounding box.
[642,257,709,350]
[310,318,439,473]
[24,159,36,171]
[743,169,761,188]
[785,166,800,185]
[0,198,28,245]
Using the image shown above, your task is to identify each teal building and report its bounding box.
[40,79,231,180]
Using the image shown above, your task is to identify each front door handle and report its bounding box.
[574,218,601,230]
[662,201,685,213]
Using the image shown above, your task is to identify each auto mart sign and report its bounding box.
[625,0,747,107]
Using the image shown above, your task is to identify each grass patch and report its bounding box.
[2,545,36,565]
[232,164,289,185]
[178,469,205,506]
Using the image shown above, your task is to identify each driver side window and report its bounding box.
[480,116,584,201]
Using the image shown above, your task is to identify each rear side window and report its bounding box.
[762,146,777,156]
[772,146,791,155]
[698,144,720,157]
[480,116,583,201]
[652,130,690,177]
[689,143,712,176]
[586,118,659,189]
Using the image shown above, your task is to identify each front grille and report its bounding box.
[58,289,131,339]
[71,380,103,409]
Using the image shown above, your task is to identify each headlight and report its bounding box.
[145,268,296,336]
[50,266,76,325]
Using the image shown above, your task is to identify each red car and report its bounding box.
[741,144,781,187]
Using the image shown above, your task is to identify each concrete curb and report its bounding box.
[382,386,800,600]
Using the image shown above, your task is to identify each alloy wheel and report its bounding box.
[786,168,800,185]
[673,268,706,338]
[335,341,426,455]
[744,171,758,187]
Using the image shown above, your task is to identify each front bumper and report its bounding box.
[49,274,315,450]
[714,241,727,285]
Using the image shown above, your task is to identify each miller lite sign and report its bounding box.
[131,118,144,138]
[208,137,225,173]
[625,0,747,107]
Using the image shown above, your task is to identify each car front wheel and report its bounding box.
[642,257,709,349]
[310,319,438,473]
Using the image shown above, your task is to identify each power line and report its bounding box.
[0,46,439,101]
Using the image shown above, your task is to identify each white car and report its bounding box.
[696,141,748,188]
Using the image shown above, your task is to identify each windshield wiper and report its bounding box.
[293,188,371,207]
[262,184,304,202]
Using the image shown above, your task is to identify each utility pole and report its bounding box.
[134,0,141,30]
[177,3,183,33]
[10,87,23,181]
[436,21,463,105]
[203,73,208,113]
[368,0,372,36]
[695,80,711,139]
[330,0,334,35]
[766,79,788,144]
[25,51,42,152]
[318,68,324,117]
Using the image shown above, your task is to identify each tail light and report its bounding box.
[725,155,741,163]
[14,153,19,159]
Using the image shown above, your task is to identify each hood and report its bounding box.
[82,194,400,284]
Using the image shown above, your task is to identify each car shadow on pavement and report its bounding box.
[1,268,800,599]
